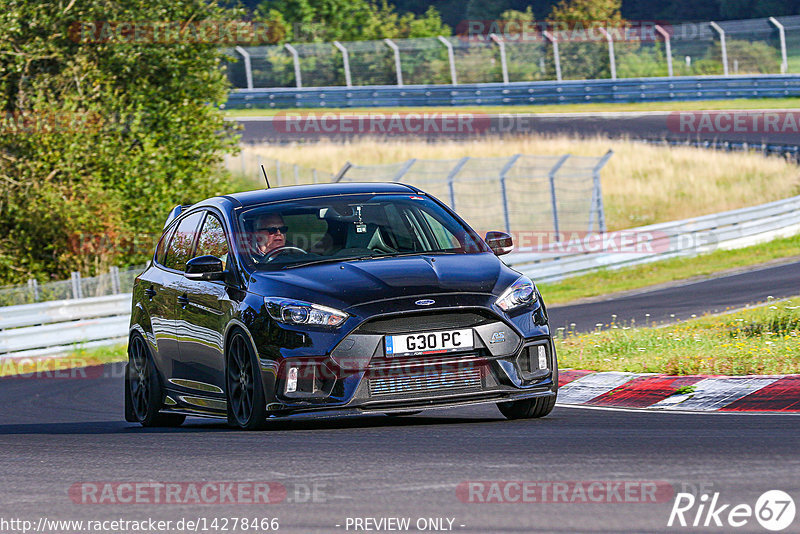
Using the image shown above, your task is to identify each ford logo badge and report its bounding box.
[415,299,436,306]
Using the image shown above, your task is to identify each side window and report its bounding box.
[196,213,230,266]
[155,226,175,266]
[421,211,461,250]
[163,212,204,271]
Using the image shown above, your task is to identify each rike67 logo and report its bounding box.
[668,490,796,531]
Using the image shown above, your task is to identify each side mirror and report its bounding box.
[185,255,226,281]
[485,231,513,256]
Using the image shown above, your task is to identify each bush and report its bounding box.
[0,1,240,284]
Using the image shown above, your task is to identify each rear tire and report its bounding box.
[226,330,268,430]
[127,333,186,427]
[497,394,556,420]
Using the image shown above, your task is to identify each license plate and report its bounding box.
[385,329,473,358]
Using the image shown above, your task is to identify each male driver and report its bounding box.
[253,213,288,256]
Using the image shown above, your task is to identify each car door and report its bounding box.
[156,211,205,382]
[175,210,236,392]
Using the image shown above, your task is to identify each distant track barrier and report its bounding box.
[226,75,800,110]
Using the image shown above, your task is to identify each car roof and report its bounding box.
[204,182,422,210]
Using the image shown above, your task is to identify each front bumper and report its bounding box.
[258,303,557,415]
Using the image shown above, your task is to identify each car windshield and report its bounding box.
[236,193,488,270]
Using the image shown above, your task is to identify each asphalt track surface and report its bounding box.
[2,262,800,533]
[236,111,800,146]
[1,363,799,533]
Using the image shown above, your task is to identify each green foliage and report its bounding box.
[546,0,625,80]
[256,0,449,42]
[0,0,240,284]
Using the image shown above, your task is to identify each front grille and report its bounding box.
[357,311,492,335]
[368,366,483,397]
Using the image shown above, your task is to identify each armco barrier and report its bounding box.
[225,75,800,109]
[507,194,800,283]
[0,294,131,359]
[2,193,800,358]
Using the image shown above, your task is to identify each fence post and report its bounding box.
[234,46,254,90]
[392,159,417,182]
[27,278,40,302]
[547,155,570,241]
[543,31,562,82]
[384,39,404,86]
[110,266,121,294]
[284,43,302,88]
[437,36,458,85]
[293,164,300,185]
[598,28,616,80]
[655,25,673,77]
[333,41,352,87]
[591,150,613,233]
[275,160,282,186]
[769,17,788,74]
[489,33,509,84]
[498,154,521,234]
[709,22,729,76]
[333,162,353,182]
[71,272,83,300]
[446,157,470,210]
[312,168,318,184]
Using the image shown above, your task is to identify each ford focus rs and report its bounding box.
[125,183,558,429]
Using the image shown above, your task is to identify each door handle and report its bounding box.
[177,294,190,307]
[144,287,157,298]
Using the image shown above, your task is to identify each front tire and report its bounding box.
[127,334,185,427]
[497,394,556,420]
[226,330,268,430]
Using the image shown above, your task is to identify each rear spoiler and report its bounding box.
[163,204,192,230]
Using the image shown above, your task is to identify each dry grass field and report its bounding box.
[231,135,800,231]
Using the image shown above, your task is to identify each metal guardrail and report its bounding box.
[2,194,800,358]
[506,194,800,283]
[0,294,130,359]
[225,75,800,109]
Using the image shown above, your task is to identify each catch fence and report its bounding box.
[227,15,800,90]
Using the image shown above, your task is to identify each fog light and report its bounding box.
[538,345,548,370]
[286,367,298,393]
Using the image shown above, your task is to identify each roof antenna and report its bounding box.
[260,164,271,189]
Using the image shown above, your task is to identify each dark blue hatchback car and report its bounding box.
[125,183,558,429]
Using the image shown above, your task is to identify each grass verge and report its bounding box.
[0,344,126,378]
[557,297,800,375]
[540,233,800,305]
[223,97,800,117]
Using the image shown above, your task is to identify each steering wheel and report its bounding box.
[264,246,309,262]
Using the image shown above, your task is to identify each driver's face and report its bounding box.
[254,214,286,254]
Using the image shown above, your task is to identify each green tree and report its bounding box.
[0,0,239,283]
[547,0,626,80]
[256,0,448,42]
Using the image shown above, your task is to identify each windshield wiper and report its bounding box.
[280,250,459,269]
[280,256,365,269]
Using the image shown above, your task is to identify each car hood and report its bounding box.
[247,252,518,311]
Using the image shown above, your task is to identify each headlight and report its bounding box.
[495,276,537,312]
[265,297,349,327]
